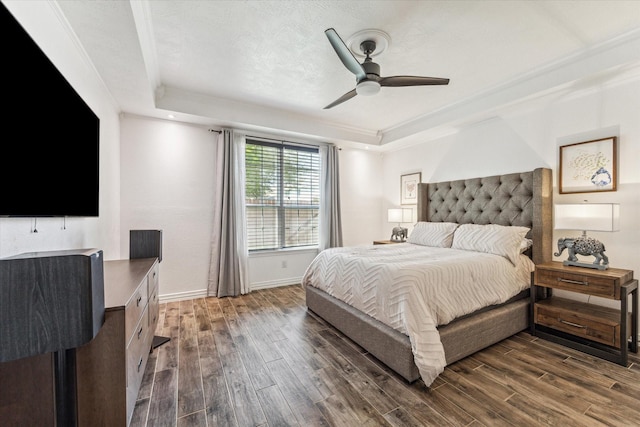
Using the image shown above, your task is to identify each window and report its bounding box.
[245,139,320,251]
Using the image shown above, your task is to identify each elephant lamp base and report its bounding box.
[554,236,610,271]
[562,259,609,271]
[390,226,408,242]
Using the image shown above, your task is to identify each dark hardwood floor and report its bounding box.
[130,285,640,427]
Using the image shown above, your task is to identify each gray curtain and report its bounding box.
[208,130,249,297]
[319,144,343,250]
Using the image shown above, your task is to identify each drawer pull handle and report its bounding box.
[138,327,143,339]
[137,295,142,306]
[558,319,587,329]
[138,357,143,372]
[557,278,588,286]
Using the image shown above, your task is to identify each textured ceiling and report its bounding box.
[54,0,640,149]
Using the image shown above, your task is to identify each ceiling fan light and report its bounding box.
[356,80,380,96]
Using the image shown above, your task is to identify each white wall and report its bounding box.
[120,115,216,299]
[381,76,640,333]
[249,248,319,290]
[0,2,121,261]
[119,116,384,298]
[338,148,385,245]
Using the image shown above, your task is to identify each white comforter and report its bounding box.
[302,243,534,386]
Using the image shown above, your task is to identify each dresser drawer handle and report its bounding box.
[138,327,143,340]
[137,295,142,306]
[557,278,588,286]
[558,319,587,329]
[137,357,143,372]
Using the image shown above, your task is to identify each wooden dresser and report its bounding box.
[76,257,159,426]
[0,257,159,426]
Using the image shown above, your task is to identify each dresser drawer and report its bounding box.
[149,287,159,331]
[535,298,629,348]
[125,276,149,344]
[535,268,617,299]
[127,306,150,398]
[148,262,159,296]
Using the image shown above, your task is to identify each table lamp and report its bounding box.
[554,203,619,270]
[388,208,412,241]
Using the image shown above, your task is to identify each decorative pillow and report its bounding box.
[520,238,533,253]
[407,222,459,248]
[451,224,530,265]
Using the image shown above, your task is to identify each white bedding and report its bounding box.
[302,242,534,386]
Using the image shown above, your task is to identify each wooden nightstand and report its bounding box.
[373,240,403,245]
[531,261,638,366]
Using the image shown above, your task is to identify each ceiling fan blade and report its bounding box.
[325,28,366,81]
[324,89,357,109]
[379,76,450,87]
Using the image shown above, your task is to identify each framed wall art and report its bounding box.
[559,136,617,194]
[400,172,421,205]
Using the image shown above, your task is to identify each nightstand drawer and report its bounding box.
[535,298,630,349]
[535,268,617,298]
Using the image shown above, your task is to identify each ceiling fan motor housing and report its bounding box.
[358,40,381,82]
[356,42,382,96]
[360,60,380,80]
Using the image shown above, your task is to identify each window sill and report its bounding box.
[248,246,319,258]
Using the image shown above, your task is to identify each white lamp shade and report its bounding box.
[554,203,619,232]
[388,208,412,223]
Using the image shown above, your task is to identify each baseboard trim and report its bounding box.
[159,289,208,303]
[250,277,302,291]
[158,279,302,302]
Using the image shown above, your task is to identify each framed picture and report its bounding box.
[401,172,421,205]
[559,136,617,194]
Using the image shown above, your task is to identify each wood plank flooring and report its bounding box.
[130,285,640,427]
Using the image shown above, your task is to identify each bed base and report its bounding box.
[305,285,529,383]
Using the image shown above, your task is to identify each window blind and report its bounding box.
[245,139,319,250]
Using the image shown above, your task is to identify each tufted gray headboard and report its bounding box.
[417,168,552,264]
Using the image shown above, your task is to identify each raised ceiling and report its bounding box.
[54,0,640,149]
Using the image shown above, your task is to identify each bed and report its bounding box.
[303,168,552,385]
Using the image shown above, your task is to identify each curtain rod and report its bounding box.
[208,129,339,149]
[247,134,329,149]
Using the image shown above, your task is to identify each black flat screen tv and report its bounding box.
[1,3,100,217]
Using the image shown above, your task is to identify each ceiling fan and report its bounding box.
[323,28,450,109]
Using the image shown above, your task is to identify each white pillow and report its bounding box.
[520,238,533,253]
[407,222,459,248]
[451,223,530,265]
